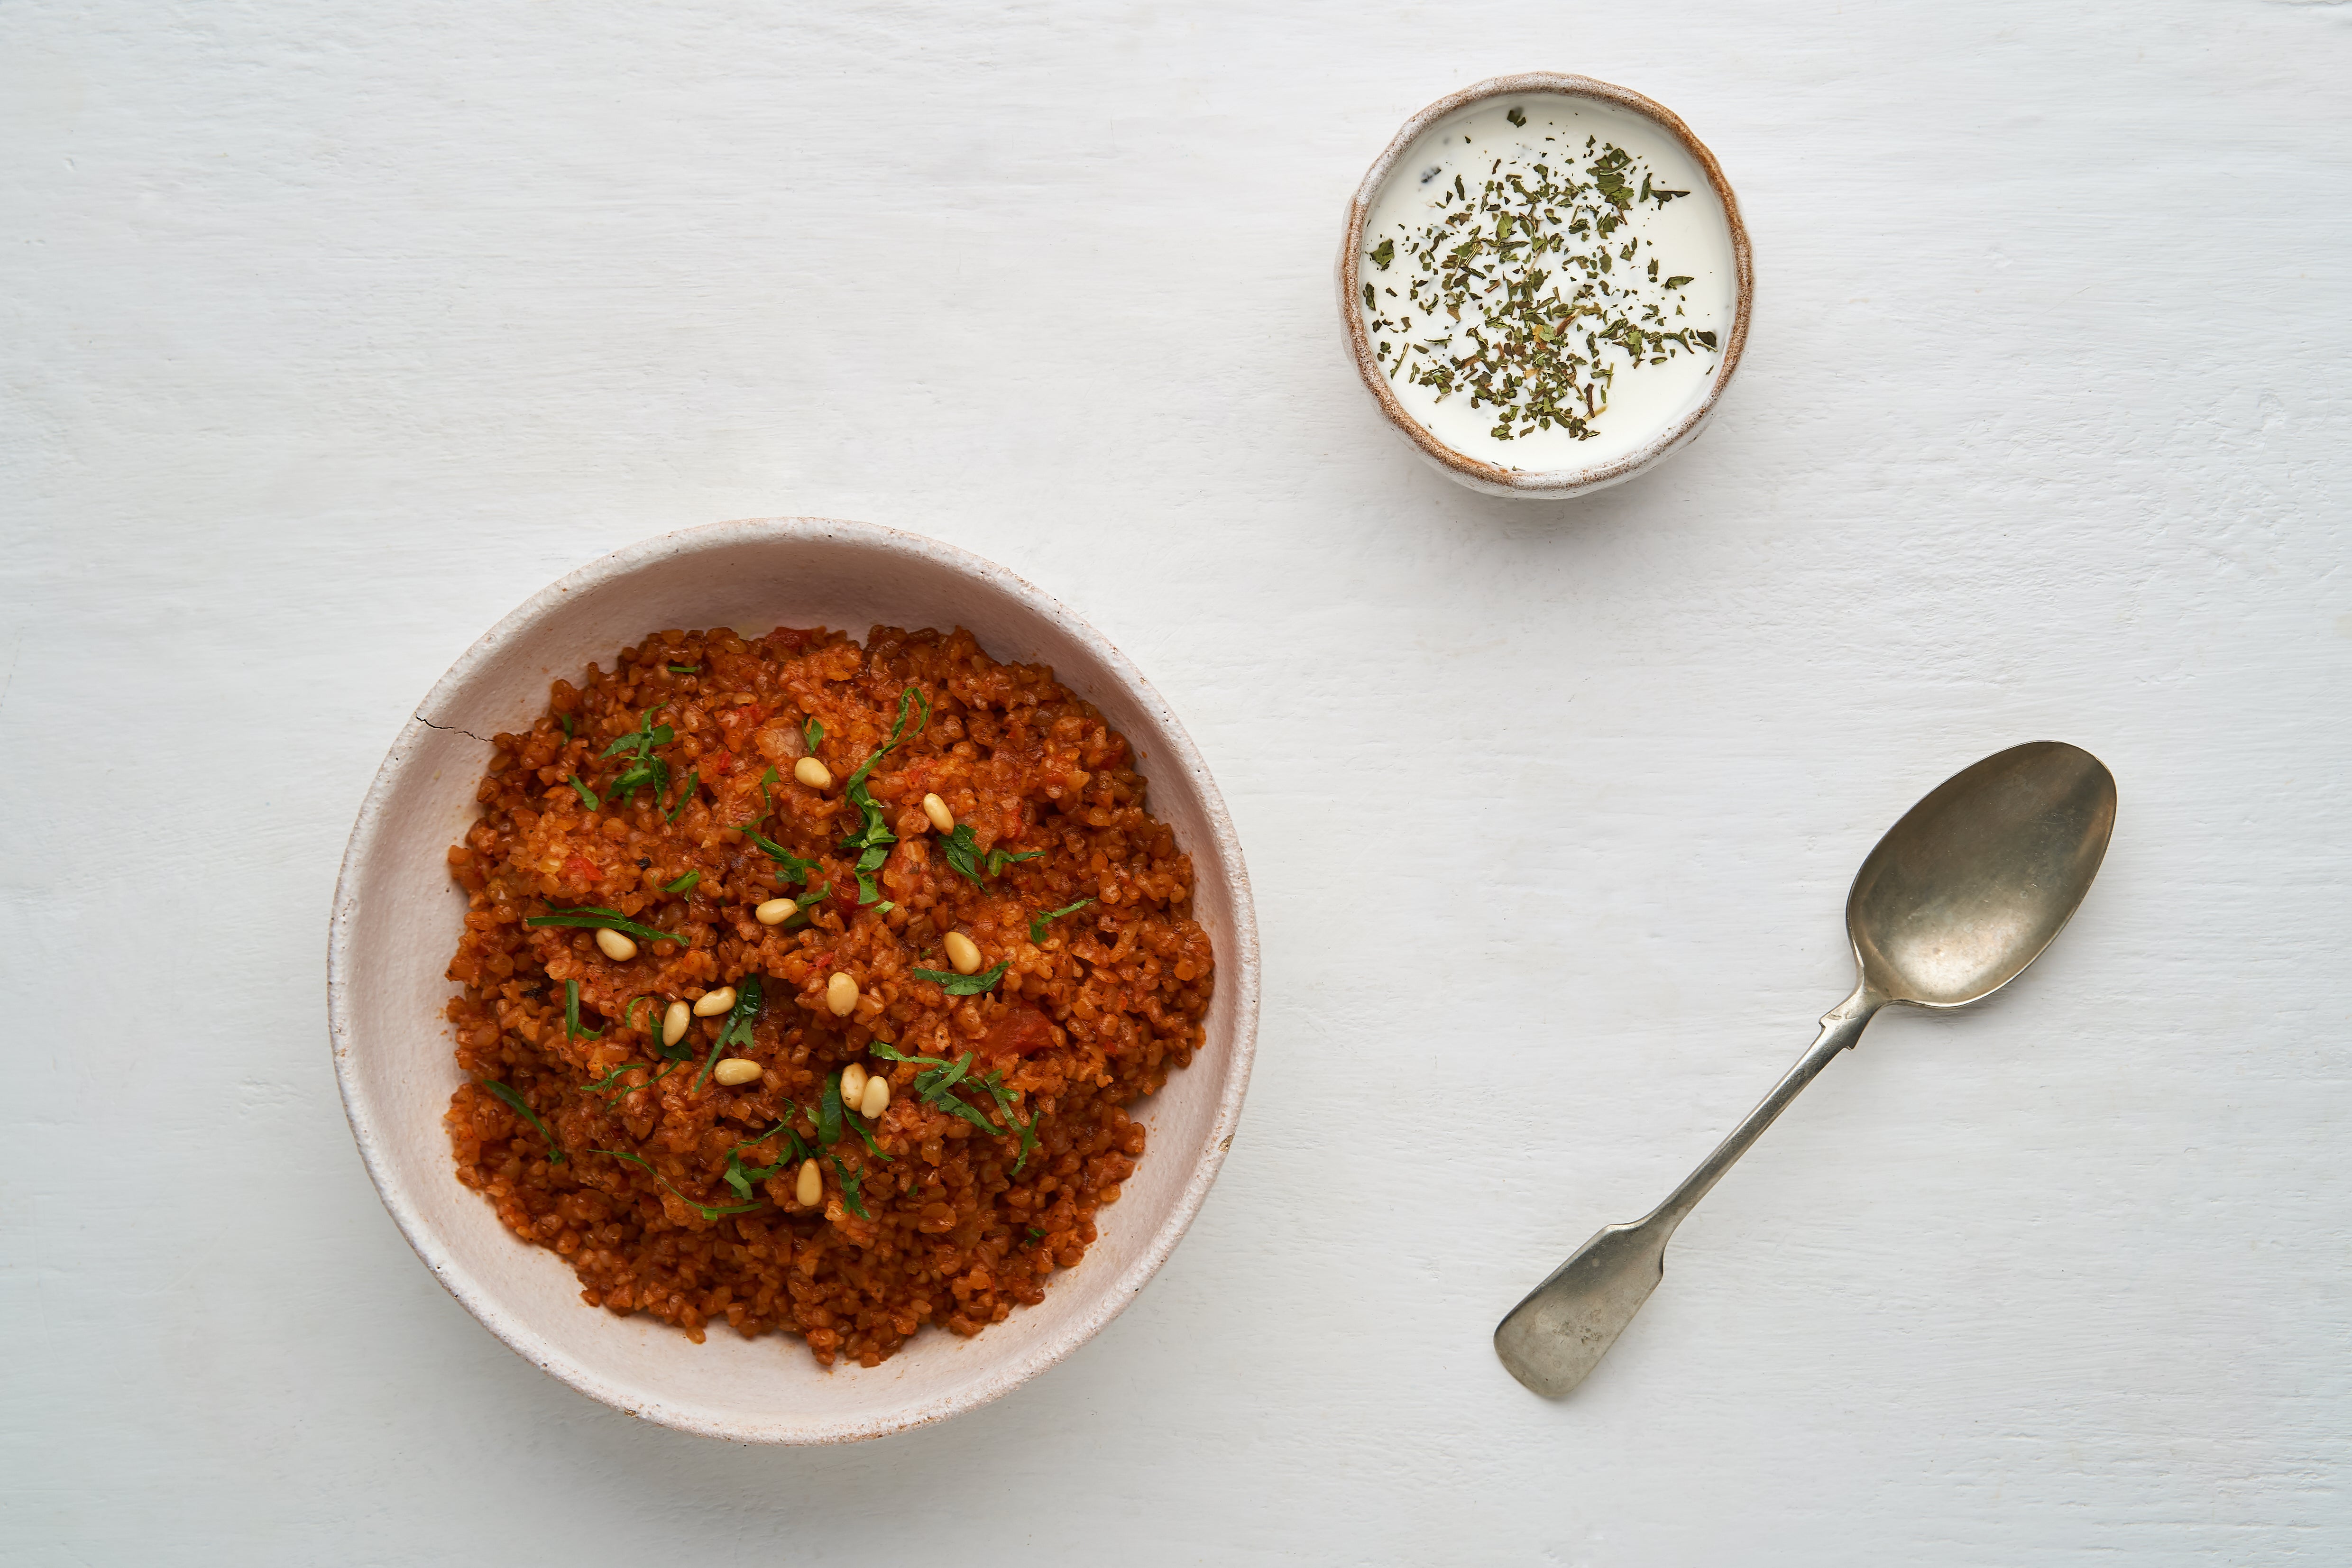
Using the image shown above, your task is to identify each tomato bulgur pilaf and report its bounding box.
[441,624,1214,1367]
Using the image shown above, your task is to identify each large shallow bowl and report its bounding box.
[328,518,1260,1444]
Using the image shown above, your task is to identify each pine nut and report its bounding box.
[754,897,797,926]
[826,972,858,1016]
[793,757,832,790]
[943,931,983,975]
[595,928,637,962]
[795,1157,822,1207]
[693,986,736,1017]
[840,1062,868,1106]
[712,1059,763,1087]
[922,793,954,834]
[662,999,689,1047]
[859,1074,891,1119]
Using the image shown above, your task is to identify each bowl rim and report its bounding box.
[1337,72,1755,497]
[325,516,1262,1443]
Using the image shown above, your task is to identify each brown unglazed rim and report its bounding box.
[1338,73,1755,497]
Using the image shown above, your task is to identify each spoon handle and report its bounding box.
[1492,982,1883,1397]
[1647,982,1883,1234]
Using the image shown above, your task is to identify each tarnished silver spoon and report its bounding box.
[1494,741,2118,1398]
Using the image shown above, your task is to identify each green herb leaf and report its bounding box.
[818,1072,844,1145]
[803,717,824,752]
[664,768,699,823]
[694,974,763,1090]
[1027,1226,1045,1240]
[911,961,1008,997]
[867,1040,955,1072]
[834,687,928,905]
[667,665,698,674]
[597,707,677,804]
[827,1153,871,1219]
[1370,237,1395,270]
[844,1109,894,1161]
[526,907,686,948]
[1663,275,1693,290]
[625,994,651,1031]
[481,1080,564,1164]
[583,1062,648,1096]
[663,870,700,895]
[847,685,929,792]
[1028,898,1094,943]
[594,1147,762,1221]
[563,979,604,1039]
[558,713,574,740]
[736,823,818,883]
[939,825,1043,888]
[916,1051,974,1101]
[565,776,600,809]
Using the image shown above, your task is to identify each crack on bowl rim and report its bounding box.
[326,516,1262,1444]
[1337,72,1755,498]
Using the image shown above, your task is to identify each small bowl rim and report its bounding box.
[1338,72,1755,497]
[326,516,1262,1443]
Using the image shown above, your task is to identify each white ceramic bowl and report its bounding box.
[1339,73,1754,499]
[328,518,1260,1443]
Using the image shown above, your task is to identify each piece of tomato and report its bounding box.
[982,1004,1056,1058]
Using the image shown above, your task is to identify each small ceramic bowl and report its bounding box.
[1339,73,1754,499]
[328,518,1260,1443]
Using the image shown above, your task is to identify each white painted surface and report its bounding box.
[3,1,2347,1562]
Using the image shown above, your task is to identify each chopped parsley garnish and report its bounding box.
[562,979,603,1039]
[583,1061,654,1096]
[557,713,574,740]
[664,768,698,823]
[838,686,929,903]
[594,1147,761,1221]
[1028,898,1093,943]
[938,823,1043,888]
[599,706,676,805]
[526,906,685,948]
[737,824,819,883]
[912,961,1008,996]
[692,974,762,1090]
[826,1152,871,1219]
[803,717,824,752]
[663,870,700,895]
[867,1039,1035,1167]
[722,1117,809,1201]
[818,1071,844,1145]
[1027,1227,1045,1240]
[666,665,698,674]
[843,1106,893,1160]
[565,776,600,810]
[480,1080,563,1164]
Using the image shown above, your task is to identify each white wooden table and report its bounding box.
[5,3,2347,1561]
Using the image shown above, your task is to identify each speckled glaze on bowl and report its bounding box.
[327,518,1260,1444]
[1339,73,1754,499]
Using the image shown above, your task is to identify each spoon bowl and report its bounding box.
[1494,742,2116,1398]
[1850,741,2118,1008]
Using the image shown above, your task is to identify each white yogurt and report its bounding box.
[1359,93,1737,474]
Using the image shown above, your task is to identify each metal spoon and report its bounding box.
[1494,740,2118,1397]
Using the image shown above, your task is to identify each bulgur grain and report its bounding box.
[442,623,1213,1366]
